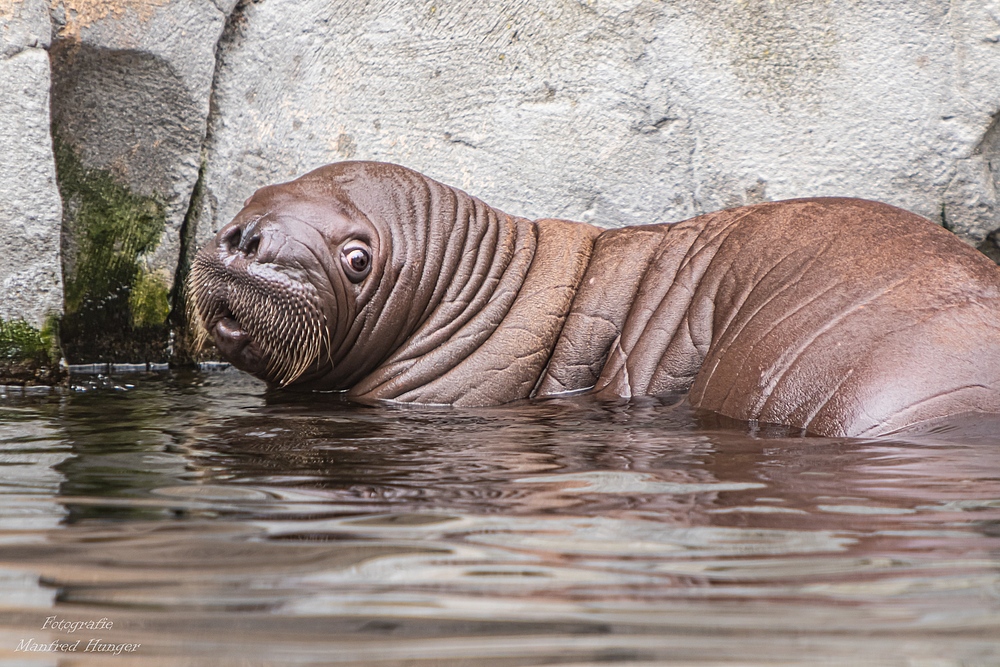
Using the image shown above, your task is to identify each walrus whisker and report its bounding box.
[323,326,334,372]
[188,250,328,387]
[185,265,213,355]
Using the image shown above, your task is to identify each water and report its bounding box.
[0,368,999,666]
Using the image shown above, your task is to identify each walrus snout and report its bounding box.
[216,213,284,267]
[188,210,332,388]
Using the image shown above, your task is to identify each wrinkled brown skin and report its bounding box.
[190,161,1000,437]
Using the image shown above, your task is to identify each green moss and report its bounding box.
[129,270,171,329]
[0,316,64,385]
[54,130,171,362]
[0,319,52,362]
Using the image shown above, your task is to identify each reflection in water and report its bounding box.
[0,369,998,665]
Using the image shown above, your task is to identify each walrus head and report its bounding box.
[189,165,378,387]
[188,161,527,392]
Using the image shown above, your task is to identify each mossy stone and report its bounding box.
[129,270,172,329]
[0,317,64,385]
[54,130,173,363]
[0,319,53,362]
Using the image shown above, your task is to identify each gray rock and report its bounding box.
[43,0,236,363]
[0,46,62,329]
[0,0,51,56]
[197,0,1000,250]
[49,0,229,309]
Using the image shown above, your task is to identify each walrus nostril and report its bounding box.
[221,220,264,257]
[242,234,260,256]
[223,226,242,253]
[237,218,262,256]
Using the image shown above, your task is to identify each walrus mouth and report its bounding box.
[212,309,252,358]
[188,255,330,387]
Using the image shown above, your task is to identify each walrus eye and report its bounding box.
[341,242,372,282]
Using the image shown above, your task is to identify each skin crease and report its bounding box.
[190,161,1000,438]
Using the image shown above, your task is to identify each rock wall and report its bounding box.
[197,0,1000,251]
[1,0,999,373]
[0,0,61,329]
[49,0,229,361]
[0,0,62,381]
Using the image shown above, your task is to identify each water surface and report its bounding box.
[0,369,998,665]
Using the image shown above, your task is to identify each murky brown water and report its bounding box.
[0,368,998,666]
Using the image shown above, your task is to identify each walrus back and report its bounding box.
[539,197,1000,437]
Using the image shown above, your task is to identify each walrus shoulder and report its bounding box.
[536,206,749,398]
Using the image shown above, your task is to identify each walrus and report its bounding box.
[189,161,1000,438]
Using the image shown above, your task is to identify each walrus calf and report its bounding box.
[189,161,1000,437]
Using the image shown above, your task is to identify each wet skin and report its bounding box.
[190,161,1000,437]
